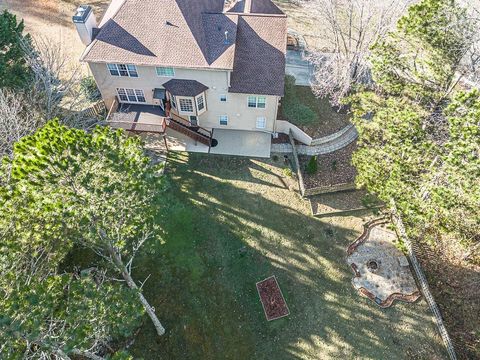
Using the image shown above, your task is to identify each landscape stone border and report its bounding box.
[256,276,290,321]
[347,218,421,308]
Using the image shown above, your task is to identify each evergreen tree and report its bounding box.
[0,10,32,89]
[0,120,167,357]
[350,0,480,248]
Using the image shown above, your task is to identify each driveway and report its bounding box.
[285,50,315,86]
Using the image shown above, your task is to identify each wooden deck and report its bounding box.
[108,103,167,133]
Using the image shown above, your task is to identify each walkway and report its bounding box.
[285,50,315,86]
[271,125,358,155]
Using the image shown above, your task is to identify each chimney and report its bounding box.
[73,5,98,46]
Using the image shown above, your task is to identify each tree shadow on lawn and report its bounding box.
[129,152,446,360]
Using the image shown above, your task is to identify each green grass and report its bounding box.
[280,76,351,137]
[125,152,445,359]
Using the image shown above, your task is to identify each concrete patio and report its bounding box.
[210,129,271,158]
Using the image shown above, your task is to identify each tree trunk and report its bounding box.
[106,243,166,336]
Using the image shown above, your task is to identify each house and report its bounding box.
[74,0,287,157]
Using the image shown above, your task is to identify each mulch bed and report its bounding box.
[272,132,302,145]
[256,276,290,321]
[300,141,357,189]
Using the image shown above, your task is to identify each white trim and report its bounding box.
[219,115,228,125]
[107,63,138,77]
[116,88,146,103]
[195,93,206,115]
[177,96,195,115]
[155,66,175,77]
[247,95,266,109]
[256,116,266,129]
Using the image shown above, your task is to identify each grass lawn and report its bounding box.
[279,79,351,138]
[126,152,445,359]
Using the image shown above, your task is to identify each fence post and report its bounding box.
[391,201,457,360]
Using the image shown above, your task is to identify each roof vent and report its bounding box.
[224,30,229,45]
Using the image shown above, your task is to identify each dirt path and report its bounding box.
[0,0,110,74]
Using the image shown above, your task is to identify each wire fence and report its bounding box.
[391,201,457,360]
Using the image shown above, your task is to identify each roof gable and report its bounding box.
[82,0,287,95]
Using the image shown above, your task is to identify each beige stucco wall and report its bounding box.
[89,62,280,132]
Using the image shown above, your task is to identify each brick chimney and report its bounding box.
[73,5,98,46]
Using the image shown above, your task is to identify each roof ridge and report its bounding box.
[99,0,128,27]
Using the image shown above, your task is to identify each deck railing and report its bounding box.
[166,118,211,146]
[107,118,167,134]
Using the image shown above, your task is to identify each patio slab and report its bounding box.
[210,129,271,158]
[346,220,421,308]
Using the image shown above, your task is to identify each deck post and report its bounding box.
[163,134,168,151]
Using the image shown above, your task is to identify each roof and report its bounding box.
[229,15,287,96]
[227,0,284,15]
[82,0,286,96]
[163,79,209,97]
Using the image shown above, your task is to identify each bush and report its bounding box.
[284,103,317,125]
[283,167,293,178]
[305,156,318,175]
[80,76,101,102]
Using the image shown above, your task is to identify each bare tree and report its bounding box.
[0,37,101,158]
[305,0,413,105]
[0,90,41,157]
[23,37,100,128]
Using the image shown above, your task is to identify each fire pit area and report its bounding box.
[256,276,290,321]
[347,219,421,308]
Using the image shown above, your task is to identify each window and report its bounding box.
[248,96,257,108]
[127,64,138,77]
[170,95,177,109]
[107,63,119,76]
[256,117,266,129]
[126,88,136,102]
[116,88,146,103]
[220,94,227,102]
[219,115,228,126]
[179,98,194,113]
[107,64,138,77]
[247,96,266,108]
[135,89,146,102]
[196,94,205,111]
[117,88,128,102]
[257,96,266,109]
[189,115,198,125]
[156,67,175,77]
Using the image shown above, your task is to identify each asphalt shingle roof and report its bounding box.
[229,15,287,96]
[82,0,286,96]
[163,79,209,97]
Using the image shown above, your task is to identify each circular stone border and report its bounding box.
[347,218,422,308]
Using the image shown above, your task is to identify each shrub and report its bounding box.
[283,167,293,178]
[306,156,318,175]
[331,160,338,171]
[80,76,101,102]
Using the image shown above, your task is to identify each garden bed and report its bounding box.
[300,142,357,191]
[256,276,290,321]
[278,77,351,138]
